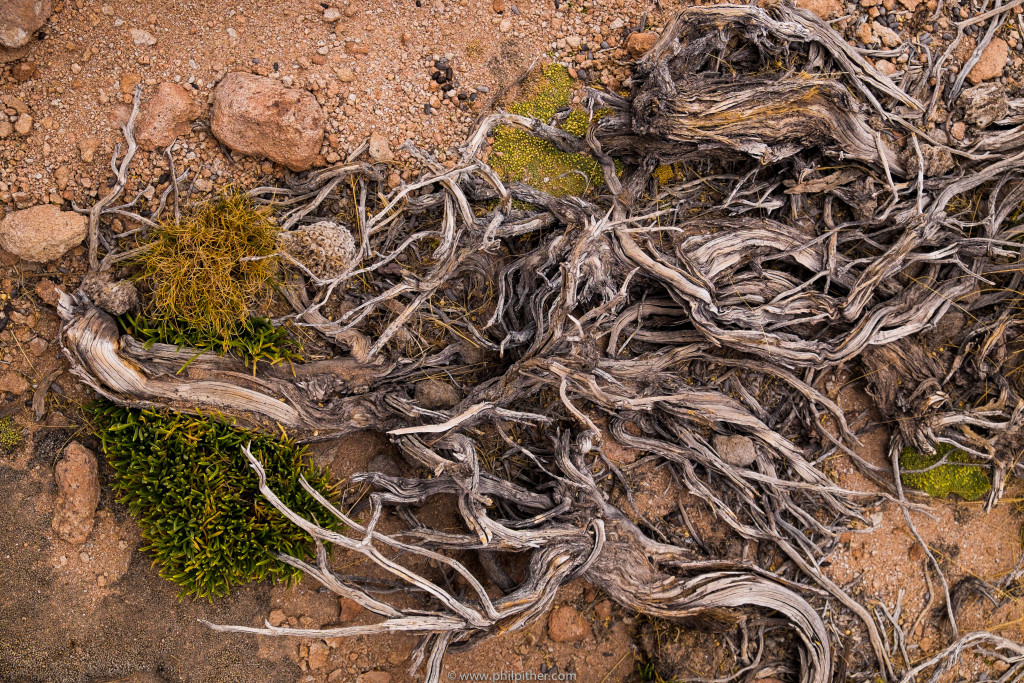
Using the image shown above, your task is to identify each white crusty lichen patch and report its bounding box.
[278,220,357,279]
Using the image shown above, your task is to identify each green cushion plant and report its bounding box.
[490,64,606,197]
[90,403,339,600]
[118,312,303,374]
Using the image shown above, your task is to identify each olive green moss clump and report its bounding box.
[899,443,991,501]
[130,191,280,341]
[0,415,21,453]
[91,404,338,599]
[490,64,604,197]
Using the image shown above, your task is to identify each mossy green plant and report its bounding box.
[490,64,604,197]
[90,403,338,600]
[899,443,991,501]
[129,190,280,341]
[118,312,303,373]
[0,415,22,453]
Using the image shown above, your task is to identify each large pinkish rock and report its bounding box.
[967,38,1008,85]
[211,73,324,171]
[0,0,51,49]
[0,204,87,263]
[52,442,100,545]
[136,82,197,151]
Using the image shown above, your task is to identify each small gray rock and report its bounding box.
[712,434,758,467]
[414,378,460,409]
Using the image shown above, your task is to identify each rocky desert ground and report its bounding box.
[2,0,1024,681]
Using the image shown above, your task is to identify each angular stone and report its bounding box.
[368,131,393,163]
[211,73,325,171]
[338,596,365,622]
[796,0,842,19]
[11,60,37,82]
[0,371,30,395]
[136,82,196,150]
[307,641,329,670]
[967,38,1008,85]
[130,28,157,47]
[0,204,87,263]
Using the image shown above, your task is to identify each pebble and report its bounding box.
[79,138,99,163]
[50,442,102,545]
[547,605,589,643]
[11,61,38,82]
[130,28,158,47]
[307,641,329,670]
[368,131,394,163]
[324,7,342,22]
[14,114,32,136]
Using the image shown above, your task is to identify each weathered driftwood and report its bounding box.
[59,2,1024,681]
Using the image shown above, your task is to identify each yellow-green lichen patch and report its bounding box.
[490,64,604,197]
[0,415,22,454]
[899,443,991,501]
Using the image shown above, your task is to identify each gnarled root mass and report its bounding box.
[60,2,1024,681]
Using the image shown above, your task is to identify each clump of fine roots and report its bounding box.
[59,2,1024,682]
